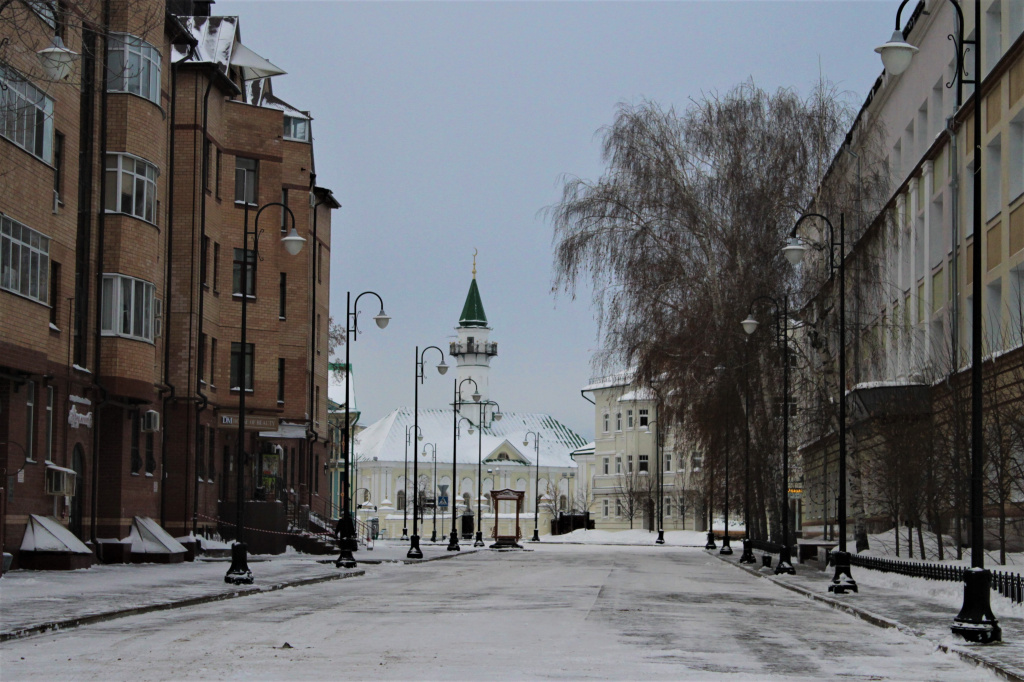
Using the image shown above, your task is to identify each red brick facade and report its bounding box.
[1,1,334,567]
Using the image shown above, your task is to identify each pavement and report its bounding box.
[0,543,1004,680]
[0,540,477,641]
[715,546,1024,681]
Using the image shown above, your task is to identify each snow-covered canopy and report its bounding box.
[129,517,187,555]
[581,369,634,393]
[172,16,285,81]
[259,422,307,440]
[355,408,585,469]
[20,515,91,554]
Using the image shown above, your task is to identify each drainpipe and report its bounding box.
[89,0,112,545]
[307,185,324,513]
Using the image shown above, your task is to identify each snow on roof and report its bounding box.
[172,16,285,85]
[617,388,655,402]
[129,517,187,555]
[581,369,634,392]
[571,442,595,459]
[246,78,309,118]
[20,515,92,554]
[355,408,586,469]
[259,422,307,440]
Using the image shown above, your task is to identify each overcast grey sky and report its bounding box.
[218,0,895,441]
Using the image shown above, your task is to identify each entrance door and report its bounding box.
[69,444,85,539]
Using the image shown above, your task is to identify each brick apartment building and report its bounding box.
[1,0,335,569]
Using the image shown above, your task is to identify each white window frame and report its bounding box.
[627,409,633,429]
[602,499,609,518]
[615,412,622,431]
[235,157,258,205]
[602,457,609,475]
[602,413,609,433]
[107,32,162,105]
[283,115,309,142]
[105,153,158,224]
[665,453,672,472]
[638,454,648,472]
[615,456,621,474]
[101,273,155,342]
[1,214,50,304]
[0,65,54,162]
[639,408,649,427]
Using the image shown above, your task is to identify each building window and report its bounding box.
[316,313,322,354]
[0,64,55,162]
[230,342,254,391]
[130,411,141,473]
[100,274,155,342]
[232,248,256,296]
[146,431,155,475]
[315,386,320,426]
[104,153,158,223]
[639,408,648,427]
[665,498,672,517]
[49,261,60,325]
[107,33,161,105]
[198,333,206,384]
[616,499,622,517]
[283,115,309,142]
[627,409,633,429]
[603,414,609,432]
[45,385,53,462]
[1,215,50,304]
[279,272,286,318]
[665,453,672,471]
[53,131,64,202]
[278,358,285,403]
[627,455,634,473]
[638,454,648,472]
[602,499,609,517]
[215,148,222,198]
[25,380,36,462]
[615,456,621,474]
[615,412,622,431]
[201,236,209,287]
[213,242,220,292]
[208,428,215,482]
[235,157,258,205]
[602,457,609,475]
[203,139,211,190]
[397,490,406,511]
[209,337,217,386]
[280,189,288,232]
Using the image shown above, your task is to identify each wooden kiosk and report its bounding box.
[489,489,525,549]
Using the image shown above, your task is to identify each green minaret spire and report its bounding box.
[459,252,487,327]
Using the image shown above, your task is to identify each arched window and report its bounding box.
[363,489,370,503]
[559,495,567,511]
[463,492,471,507]
[397,490,406,511]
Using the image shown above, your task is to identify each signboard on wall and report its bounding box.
[220,414,278,431]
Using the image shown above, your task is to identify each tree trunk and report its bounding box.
[848,443,870,552]
[894,517,900,557]
[916,524,925,561]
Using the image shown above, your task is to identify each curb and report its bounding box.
[0,569,364,643]
[315,547,481,565]
[714,552,1024,682]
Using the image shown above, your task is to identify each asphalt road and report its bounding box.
[0,544,994,680]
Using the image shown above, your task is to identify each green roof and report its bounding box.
[459,278,488,328]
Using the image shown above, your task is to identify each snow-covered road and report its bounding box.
[0,545,995,680]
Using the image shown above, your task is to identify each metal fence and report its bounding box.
[847,553,1024,605]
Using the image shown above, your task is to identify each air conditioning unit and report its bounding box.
[45,466,75,496]
[142,410,160,432]
[52,189,60,214]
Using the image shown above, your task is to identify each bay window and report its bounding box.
[0,64,54,162]
[104,153,158,223]
[107,33,162,105]
[101,274,155,342]
[1,214,50,304]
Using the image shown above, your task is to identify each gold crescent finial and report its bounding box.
[472,248,478,279]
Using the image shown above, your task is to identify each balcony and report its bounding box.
[450,341,498,357]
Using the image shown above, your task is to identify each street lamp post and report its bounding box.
[739,340,757,564]
[225,202,305,584]
[334,292,391,569]
[785,212,855,593]
[877,0,998,642]
[450,405,475,552]
[422,443,438,542]
[408,346,448,559]
[524,431,541,541]
[403,424,422,541]
[464,397,501,546]
[646,414,666,545]
[742,294,795,575]
[714,365,733,556]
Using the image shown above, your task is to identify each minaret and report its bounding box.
[449,252,498,416]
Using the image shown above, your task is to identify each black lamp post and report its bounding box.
[878,0,997,642]
[334,292,391,569]
[465,397,501,546]
[646,414,665,545]
[742,295,795,575]
[224,201,305,585]
[785,212,856,592]
[402,424,422,541]
[714,365,734,556]
[450,406,474,552]
[408,346,448,559]
[524,431,541,541]
[422,442,438,543]
[739,340,757,564]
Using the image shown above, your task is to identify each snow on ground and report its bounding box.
[0,545,997,680]
[862,527,1024,568]
[545,528,711,545]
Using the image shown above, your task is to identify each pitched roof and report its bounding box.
[355,407,586,469]
[459,278,488,328]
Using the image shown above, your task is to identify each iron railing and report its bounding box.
[847,553,1024,605]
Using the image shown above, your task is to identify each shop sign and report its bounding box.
[68,404,93,429]
[220,414,279,431]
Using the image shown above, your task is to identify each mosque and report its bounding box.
[349,263,587,541]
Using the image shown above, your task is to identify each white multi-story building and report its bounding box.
[576,371,704,532]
